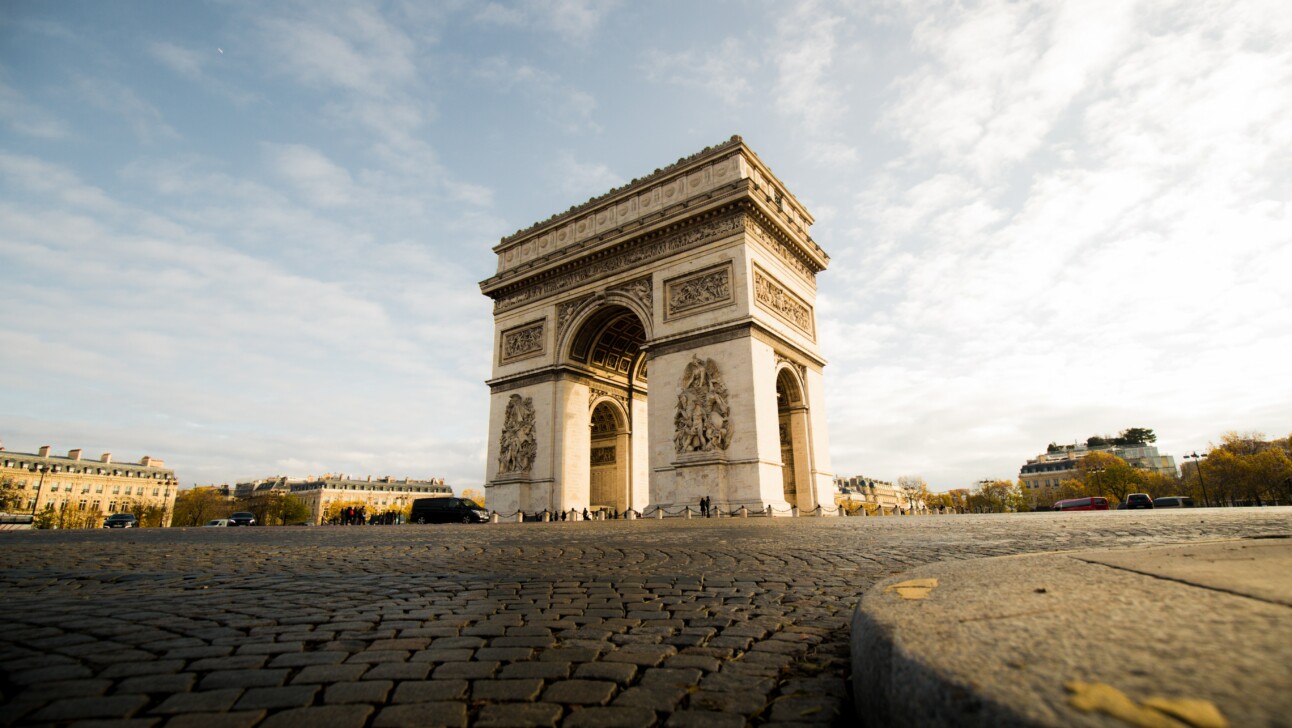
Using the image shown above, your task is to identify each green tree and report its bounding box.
[897,476,928,513]
[1115,427,1157,446]
[0,475,21,512]
[254,492,312,526]
[172,487,232,527]
[1078,451,1141,503]
[968,480,1021,513]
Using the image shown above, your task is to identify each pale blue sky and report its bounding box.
[2,0,1289,492]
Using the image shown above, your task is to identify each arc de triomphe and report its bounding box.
[479,136,836,516]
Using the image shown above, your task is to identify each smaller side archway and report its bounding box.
[776,366,814,511]
[589,398,631,514]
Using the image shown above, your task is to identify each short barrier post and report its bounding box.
[626,509,637,520]
[765,505,773,517]
[490,512,499,524]
[814,505,823,517]
[684,507,692,520]
[791,505,799,517]
[655,508,664,519]
[739,505,748,518]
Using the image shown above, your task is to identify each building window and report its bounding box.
[92,500,100,511]
[113,486,121,494]
[79,499,87,510]
[96,485,103,493]
[81,485,90,494]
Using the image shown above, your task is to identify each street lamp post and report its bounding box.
[30,464,49,514]
[1185,452,1210,508]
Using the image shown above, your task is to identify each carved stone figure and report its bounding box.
[673,356,732,453]
[498,394,537,474]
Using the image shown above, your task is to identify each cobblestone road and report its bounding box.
[2,509,1289,727]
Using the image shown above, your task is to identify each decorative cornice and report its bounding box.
[498,136,746,247]
[486,208,745,312]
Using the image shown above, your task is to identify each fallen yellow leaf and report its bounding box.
[883,578,938,600]
[1142,697,1229,728]
[1065,681,1187,728]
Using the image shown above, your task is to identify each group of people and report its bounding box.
[699,496,715,517]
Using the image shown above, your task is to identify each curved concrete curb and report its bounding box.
[850,538,1292,727]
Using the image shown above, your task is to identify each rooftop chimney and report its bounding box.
[100,452,112,464]
[68,448,82,461]
[38,445,51,457]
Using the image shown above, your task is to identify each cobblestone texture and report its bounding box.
[1,510,1288,726]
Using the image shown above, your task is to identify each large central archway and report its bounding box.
[567,303,649,515]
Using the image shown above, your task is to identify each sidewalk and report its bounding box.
[850,537,1292,727]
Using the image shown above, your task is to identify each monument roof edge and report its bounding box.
[494,135,811,252]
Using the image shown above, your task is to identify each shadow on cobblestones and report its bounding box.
[2,510,1288,726]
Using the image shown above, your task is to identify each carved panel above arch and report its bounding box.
[664,261,734,321]
[499,319,546,365]
[753,264,815,340]
[608,275,653,314]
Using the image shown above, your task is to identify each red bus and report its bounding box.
[1054,497,1110,511]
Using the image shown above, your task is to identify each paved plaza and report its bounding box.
[2,509,1289,727]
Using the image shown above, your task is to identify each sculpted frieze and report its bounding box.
[753,266,814,339]
[665,262,733,320]
[744,214,818,287]
[609,275,653,313]
[494,213,744,313]
[500,320,546,364]
[673,356,732,454]
[497,394,537,475]
[590,446,616,466]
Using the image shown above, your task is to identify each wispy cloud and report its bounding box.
[0,79,73,139]
[473,0,619,44]
[75,75,179,143]
[642,38,754,106]
[474,56,599,133]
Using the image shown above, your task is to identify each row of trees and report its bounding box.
[909,431,1292,513]
[170,487,313,527]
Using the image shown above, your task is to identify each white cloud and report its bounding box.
[265,143,357,208]
[474,56,599,133]
[823,0,1292,486]
[75,75,179,143]
[552,153,623,200]
[0,79,72,139]
[474,0,619,43]
[643,38,754,107]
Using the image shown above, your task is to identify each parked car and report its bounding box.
[1153,496,1195,508]
[228,512,257,526]
[204,519,232,527]
[1124,493,1154,509]
[410,497,488,524]
[1054,497,1110,511]
[103,513,139,528]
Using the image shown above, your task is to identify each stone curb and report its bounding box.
[850,538,1292,727]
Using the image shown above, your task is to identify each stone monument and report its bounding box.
[479,136,836,515]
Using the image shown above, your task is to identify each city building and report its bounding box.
[1019,442,1178,493]
[236,474,451,525]
[833,475,911,515]
[0,445,178,526]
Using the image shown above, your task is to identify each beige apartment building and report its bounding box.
[1,445,179,526]
[1019,443,1178,492]
[833,475,913,515]
[236,474,452,525]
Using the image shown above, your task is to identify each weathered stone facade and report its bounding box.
[480,137,837,515]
